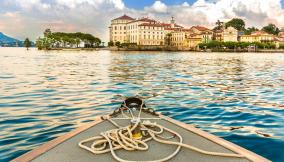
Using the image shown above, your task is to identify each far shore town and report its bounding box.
[109,14,284,51]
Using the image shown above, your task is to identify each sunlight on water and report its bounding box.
[0,48,283,161]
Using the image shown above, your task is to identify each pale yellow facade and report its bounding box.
[109,15,134,43]
[240,31,274,43]
[110,15,211,48]
[170,30,203,49]
[126,19,166,45]
[109,15,182,46]
[137,24,166,45]
[171,31,186,47]
[190,26,213,43]
[223,27,238,42]
[186,35,203,49]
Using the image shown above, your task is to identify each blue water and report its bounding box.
[0,48,284,162]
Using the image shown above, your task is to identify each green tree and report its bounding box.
[75,38,81,48]
[62,36,69,48]
[262,24,280,35]
[24,38,32,50]
[36,37,43,50]
[213,20,224,31]
[225,18,245,31]
[36,29,101,50]
[115,41,121,47]
[279,43,284,49]
[108,41,114,46]
[42,37,52,50]
[44,29,52,38]
[245,27,259,35]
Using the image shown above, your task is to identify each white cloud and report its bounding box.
[146,0,284,29]
[55,0,124,10]
[146,1,168,13]
[182,2,190,7]
[14,0,50,10]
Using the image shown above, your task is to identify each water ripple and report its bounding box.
[0,49,283,161]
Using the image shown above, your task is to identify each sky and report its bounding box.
[0,0,284,42]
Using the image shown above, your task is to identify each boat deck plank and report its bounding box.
[13,112,270,162]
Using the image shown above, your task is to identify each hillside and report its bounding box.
[0,32,26,47]
[0,32,20,43]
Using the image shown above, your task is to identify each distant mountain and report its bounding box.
[0,32,20,43]
[0,32,34,47]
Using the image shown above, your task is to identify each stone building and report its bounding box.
[109,15,134,43]
[109,15,183,46]
[109,15,212,49]
[190,26,213,43]
[223,27,238,42]
[240,31,274,43]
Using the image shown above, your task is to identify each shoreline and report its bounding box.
[2,47,282,53]
[43,48,284,53]
[107,47,284,53]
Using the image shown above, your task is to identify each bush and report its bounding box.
[108,41,114,47]
[199,41,276,50]
[239,42,250,48]
[207,41,223,49]
[223,42,238,49]
[115,41,121,47]
[279,43,284,49]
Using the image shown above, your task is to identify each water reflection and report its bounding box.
[0,48,283,161]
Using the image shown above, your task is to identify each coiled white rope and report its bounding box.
[79,105,245,162]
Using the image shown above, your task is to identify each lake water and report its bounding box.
[0,48,283,162]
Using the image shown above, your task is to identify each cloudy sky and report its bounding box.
[0,0,284,42]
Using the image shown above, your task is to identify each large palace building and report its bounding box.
[109,15,284,49]
[109,15,184,46]
[109,15,215,49]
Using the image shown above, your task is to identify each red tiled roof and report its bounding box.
[169,28,192,32]
[113,15,135,20]
[138,23,164,27]
[182,28,193,32]
[189,33,200,37]
[131,18,156,23]
[191,26,210,31]
[139,18,156,22]
[161,23,183,28]
[164,28,178,31]
[274,37,284,42]
[251,31,271,36]
[273,37,279,41]
[279,32,284,36]
[139,22,184,29]
[241,30,275,37]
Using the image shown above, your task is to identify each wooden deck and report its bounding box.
[12,113,270,162]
